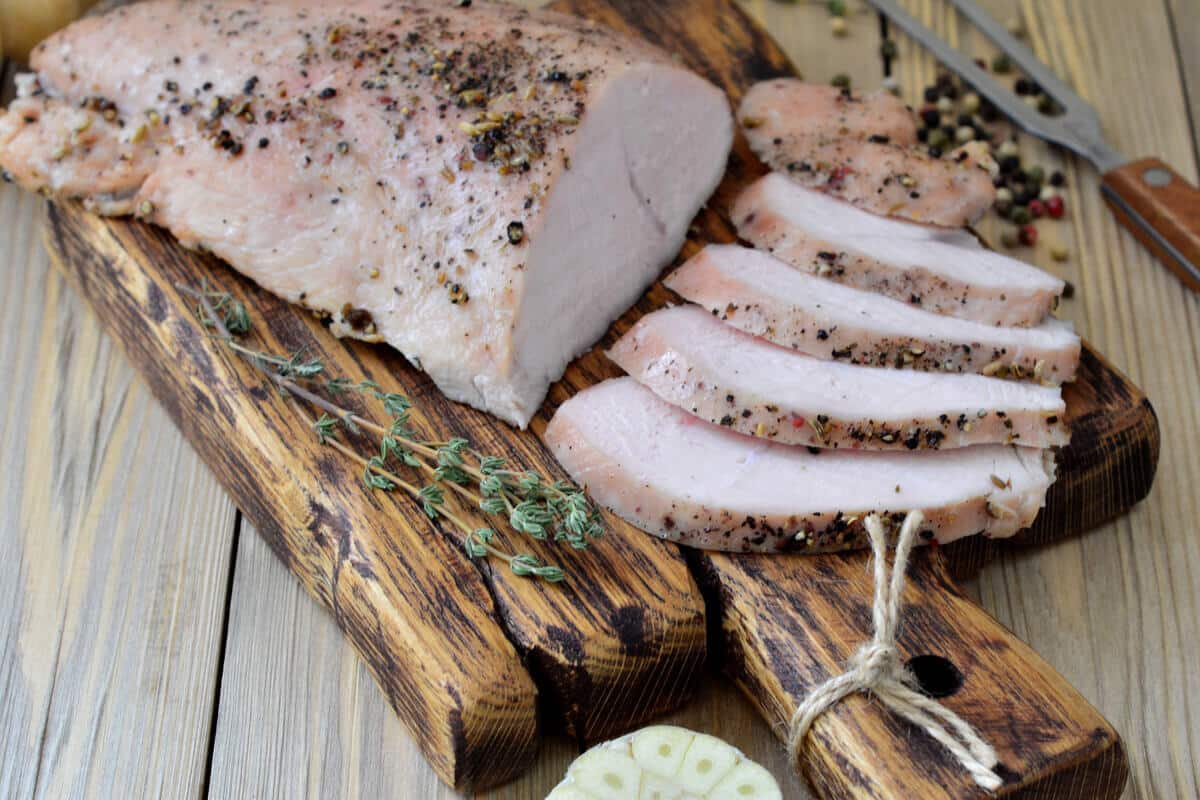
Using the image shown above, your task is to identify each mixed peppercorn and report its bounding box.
[914,68,1068,255]
[803,2,1073,258]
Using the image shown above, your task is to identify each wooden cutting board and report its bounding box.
[37,0,1155,797]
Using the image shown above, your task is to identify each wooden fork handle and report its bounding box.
[1102,157,1200,291]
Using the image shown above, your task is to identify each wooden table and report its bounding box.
[1,1,1197,797]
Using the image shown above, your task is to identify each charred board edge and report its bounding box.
[40,203,543,790]
[545,0,1142,798]
[943,348,1160,582]
[39,184,711,761]
[28,0,1154,796]
[691,547,1129,799]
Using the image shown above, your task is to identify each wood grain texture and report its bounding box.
[1169,0,1200,169]
[3,1,1196,798]
[886,2,1200,798]
[694,547,1127,799]
[206,520,578,799]
[1101,157,1200,291]
[208,521,813,799]
[40,208,543,790]
[33,0,1153,795]
[0,178,236,799]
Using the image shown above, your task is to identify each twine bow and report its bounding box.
[788,511,1003,792]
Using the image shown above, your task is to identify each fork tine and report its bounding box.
[948,0,1090,118]
[867,0,1124,171]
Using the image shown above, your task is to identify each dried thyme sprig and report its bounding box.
[179,283,602,582]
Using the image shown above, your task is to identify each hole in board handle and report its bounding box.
[905,654,964,698]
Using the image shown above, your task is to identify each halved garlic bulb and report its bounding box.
[547,725,782,800]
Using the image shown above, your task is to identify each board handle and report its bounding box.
[694,548,1128,798]
[1101,157,1200,291]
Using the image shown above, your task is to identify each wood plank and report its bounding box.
[2,3,1161,796]
[0,179,237,799]
[207,520,577,799]
[1168,0,1200,167]
[983,0,1200,791]
[882,1,1200,798]
[208,524,813,799]
[542,1,1137,796]
[741,0,883,92]
[41,206,545,791]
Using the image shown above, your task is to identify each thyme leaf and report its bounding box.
[179,282,601,582]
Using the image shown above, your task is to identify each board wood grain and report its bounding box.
[694,548,1129,799]
[4,2,1198,799]
[25,0,1152,791]
[40,177,711,789]
[40,210,544,790]
[942,2,1200,797]
[206,520,579,799]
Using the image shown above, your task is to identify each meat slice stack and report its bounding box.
[607,304,1069,452]
[545,80,1079,553]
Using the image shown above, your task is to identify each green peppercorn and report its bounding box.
[827,0,846,15]
[880,39,898,60]
[991,54,1012,73]
[1026,165,1045,186]
[926,128,949,150]
[831,73,851,89]
[1011,206,1032,225]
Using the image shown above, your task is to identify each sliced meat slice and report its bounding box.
[738,79,918,147]
[733,173,1064,326]
[0,0,733,428]
[664,245,1080,384]
[545,378,1056,553]
[608,305,1069,450]
[739,79,995,227]
[759,137,996,228]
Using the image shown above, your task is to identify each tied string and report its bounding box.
[787,511,1003,792]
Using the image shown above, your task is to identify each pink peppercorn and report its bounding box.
[1046,195,1065,219]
